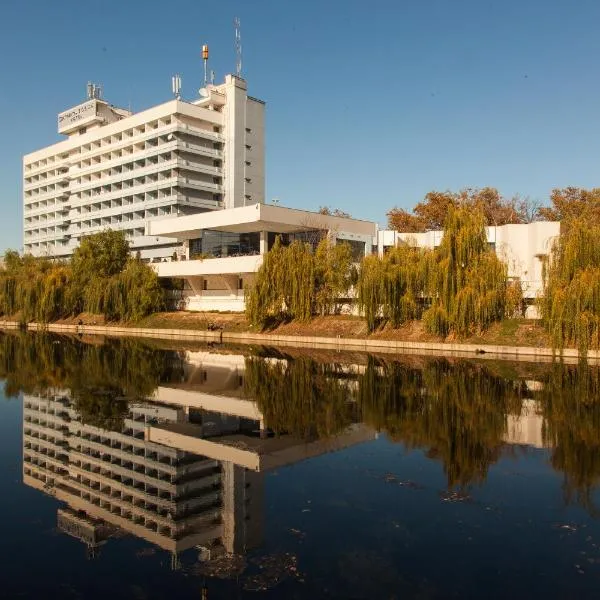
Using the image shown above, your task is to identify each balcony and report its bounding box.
[153,254,263,278]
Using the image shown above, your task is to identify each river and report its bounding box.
[1,331,599,598]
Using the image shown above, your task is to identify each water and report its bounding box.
[1,332,600,598]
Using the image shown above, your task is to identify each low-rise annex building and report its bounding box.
[147,203,377,312]
[377,220,560,303]
[147,204,559,313]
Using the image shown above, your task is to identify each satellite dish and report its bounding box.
[199,88,209,98]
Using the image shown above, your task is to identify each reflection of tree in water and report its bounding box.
[243,356,358,440]
[358,357,524,489]
[538,364,600,516]
[0,332,185,430]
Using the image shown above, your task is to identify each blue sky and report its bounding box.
[1,0,600,251]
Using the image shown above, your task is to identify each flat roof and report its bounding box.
[147,203,377,240]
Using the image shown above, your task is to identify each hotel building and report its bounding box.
[22,75,265,260]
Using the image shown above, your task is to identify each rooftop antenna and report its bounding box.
[171,74,181,100]
[210,69,215,85]
[234,17,242,77]
[202,44,209,86]
[86,82,102,100]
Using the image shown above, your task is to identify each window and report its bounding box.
[79,127,87,135]
[338,239,365,262]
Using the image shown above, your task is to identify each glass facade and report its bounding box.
[189,230,260,259]
[337,239,365,262]
[267,230,326,252]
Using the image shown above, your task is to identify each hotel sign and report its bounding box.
[58,100,98,133]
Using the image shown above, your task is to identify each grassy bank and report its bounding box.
[42,311,552,349]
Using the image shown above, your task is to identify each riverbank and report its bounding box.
[0,312,592,363]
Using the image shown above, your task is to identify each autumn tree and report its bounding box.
[538,187,600,223]
[318,206,352,218]
[387,188,535,232]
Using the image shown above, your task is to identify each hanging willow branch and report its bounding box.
[357,244,429,332]
[540,218,600,356]
[423,206,512,337]
[0,232,164,324]
[245,237,353,328]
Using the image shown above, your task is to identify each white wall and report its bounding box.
[380,222,560,299]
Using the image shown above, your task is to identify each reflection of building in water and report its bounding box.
[22,351,374,563]
[22,392,262,562]
[503,398,547,449]
[148,352,373,471]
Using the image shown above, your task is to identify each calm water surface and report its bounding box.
[1,332,600,598]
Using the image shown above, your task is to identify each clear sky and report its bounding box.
[1,0,600,251]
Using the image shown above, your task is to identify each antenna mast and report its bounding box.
[171,74,181,100]
[234,17,242,77]
[202,44,209,86]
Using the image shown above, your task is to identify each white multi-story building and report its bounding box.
[22,75,265,260]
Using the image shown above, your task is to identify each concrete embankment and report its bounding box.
[0,319,593,364]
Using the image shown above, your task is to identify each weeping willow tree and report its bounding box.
[536,363,600,515]
[357,244,430,332]
[540,218,600,355]
[423,206,512,337]
[80,258,164,321]
[0,254,75,323]
[358,357,524,488]
[314,239,353,316]
[0,231,164,324]
[246,237,353,328]
[243,355,358,439]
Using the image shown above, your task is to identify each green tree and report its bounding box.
[72,229,130,282]
[540,217,600,355]
[357,244,429,332]
[423,206,511,337]
[314,238,353,316]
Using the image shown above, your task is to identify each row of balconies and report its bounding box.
[66,197,181,225]
[79,155,221,190]
[65,122,223,169]
[24,184,70,204]
[23,169,69,191]
[24,120,224,193]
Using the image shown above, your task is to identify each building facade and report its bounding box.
[147,203,377,312]
[22,75,265,260]
[377,220,560,303]
[146,204,559,312]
